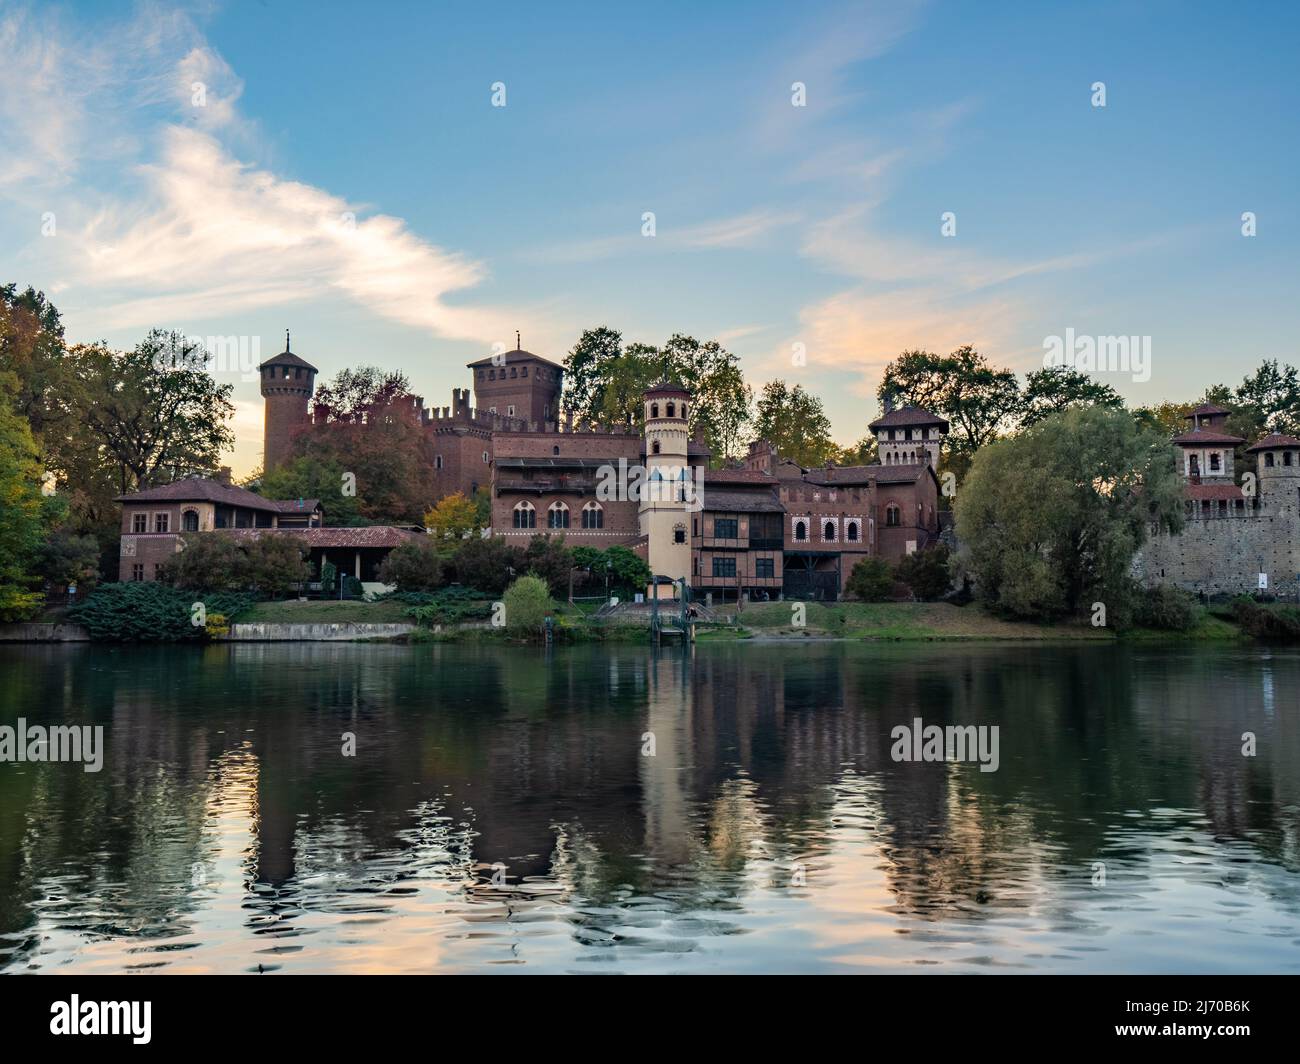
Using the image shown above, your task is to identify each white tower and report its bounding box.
[640,382,692,588]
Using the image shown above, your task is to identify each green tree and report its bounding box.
[879,346,1020,475]
[523,533,574,597]
[377,538,445,592]
[158,533,248,591]
[752,380,836,467]
[895,543,953,601]
[845,556,894,602]
[1019,366,1124,428]
[37,527,102,593]
[571,544,651,598]
[955,406,1184,622]
[503,574,553,637]
[0,390,49,619]
[1235,360,1300,436]
[450,536,525,595]
[311,365,412,422]
[245,535,311,599]
[260,455,364,526]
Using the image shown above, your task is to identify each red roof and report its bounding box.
[1187,403,1230,417]
[868,406,949,431]
[1185,484,1245,502]
[1246,433,1300,452]
[1171,428,1244,445]
[704,469,778,484]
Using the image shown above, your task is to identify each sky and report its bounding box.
[2,0,1298,475]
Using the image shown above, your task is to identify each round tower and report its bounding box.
[640,381,692,586]
[1247,433,1300,516]
[259,331,317,471]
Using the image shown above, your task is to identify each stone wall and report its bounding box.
[1133,513,1300,597]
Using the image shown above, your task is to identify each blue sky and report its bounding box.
[2,0,1298,473]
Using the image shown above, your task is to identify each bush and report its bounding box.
[845,557,893,602]
[377,537,445,591]
[571,544,651,599]
[1231,597,1300,641]
[450,536,525,595]
[245,534,311,598]
[402,587,493,626]
[157,533,247,590]
[503,575,552,637]
[894,543,952,601]
[38,529,102,593]
[69,583,253,642]
[523,534,574,597]
[1134,584,1198,631]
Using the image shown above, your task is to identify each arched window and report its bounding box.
[652,440,661,454]
[681,403,687,419]
[510,367,517,378]
[552,445,560,456]
[885,505,900,527]
[489,369,496,380]
[521,367,527,377]
[846,520,859,542]
[435,454,443,469]
[582,502,604,529]
[650,403,660,418]
[548,502,570,529]
[513,502,536,529]
[794,520,808,541]
[823,520,836,541]
[181,509,199,532]
[666,402,675,418]
[1265,452,1274,467]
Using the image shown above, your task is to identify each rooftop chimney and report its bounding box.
[215,466,232,486]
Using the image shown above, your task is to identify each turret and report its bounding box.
[868,407,948,467]
[259,330,317,471]
[1247,433,1300,516]
[640,381,692,585]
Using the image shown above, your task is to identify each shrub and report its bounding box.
[894,543,952,601]
[157,533,248,590]
[69,583,253,642]
[403,587,494,626]
[1231,597,1300,642]
[503,574,552,637]
[451,536,525,595]
[1134,584,1198,631]
[245,534,311,599]
[846,557,893,602]
[38,529,102,593]
[523,534,574,597]
[378,537,445,591]
[571,545,651,599]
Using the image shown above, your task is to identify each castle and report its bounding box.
[258,337,947,601]
[1133,403,1300,597]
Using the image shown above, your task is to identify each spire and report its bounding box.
[285,329,291,352]
[516,330,521,351]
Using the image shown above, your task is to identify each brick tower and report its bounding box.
[259,330,317,471]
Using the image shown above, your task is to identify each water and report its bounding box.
[1,641,1298,974]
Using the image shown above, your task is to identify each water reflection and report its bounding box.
[1,641,1298,973]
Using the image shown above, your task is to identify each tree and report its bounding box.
[752,380,836,467]
[571,544,651,598]
[834,435,878,466]
[523,533,574,597]
[0,389,49,620]
[561,327,625,423]
[158,533,248,591]
[845,556,894,602]
[1019,366,1123,428]
[244,535,311,599]
[311,366,412,422]
[894,543,952,601]
[955,406,1184,622]
[1235,360,1300,437]
[38,528,102,592]
[878,346,1020,475]
[424,491,482,540]
[0,284,67,439]
[450,536,525,595]
[260,455,364,526]
[503,574,553,637]
[377,538,445,592]
[1133,400,1192,438]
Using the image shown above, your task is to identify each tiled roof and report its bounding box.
[1187,403,1230,417]
[223,526,424,548]
[701,489,785,513]
[1246,433,1300,452]
[644,380,689,397]
[803,463,931,486]
[704,469,778,484]
[868,406,949,431]
[1171,428,1244,445]
[1185,484,1245,501]
[258,350,317,372]
[115,477,319,514]
[466,349,564,370]
[271,498,321,513]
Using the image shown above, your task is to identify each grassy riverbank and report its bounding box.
[222,598,1251,643]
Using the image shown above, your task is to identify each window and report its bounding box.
[1266,452,1275,467]
[846,520,859,542]
[756,558,774,579]
[182,510,199,532]
[1287,451,1294,467]
[510,367,517,378]
[553,445,560,456]
[489,370,496,380]
[548,502,570,529]
[674,527,686,544]
[823,520,836,541]
[483,451,490,463]
[666,402,675,418]
[652,440,661,454]
[513,502,536,529]
[651,403,659,418]
[885,505,900,527]
[1210,452,1221,472]
[507,405,516,417]
[582,502,604,529]
[794,520,808,541]
[154,513,169,533]
[521,367,528,377]
[714,518,738,538]
[681,403,687,419]
[131,563,144,581]
[132,513,147,533]
[712,557,737,577]
[435,455,443,469]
